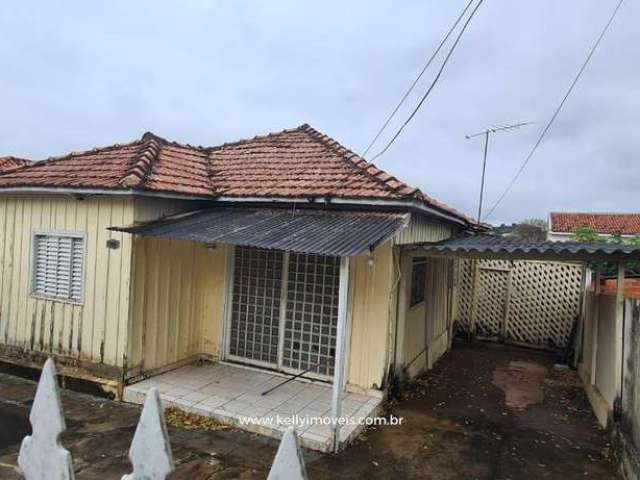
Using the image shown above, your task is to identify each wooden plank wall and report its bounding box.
[392,214,453,245]
[397,250,427,379]
[0,196,134,369]
[424,257,455,368]
[399,256,454,378]
[126,237,227,376]
[346,242,396,392]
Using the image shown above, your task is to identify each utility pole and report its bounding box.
[466,122,534,222]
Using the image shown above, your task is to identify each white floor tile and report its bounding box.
[123,362,382,452]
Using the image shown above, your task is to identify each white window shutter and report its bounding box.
[33,233,84,303]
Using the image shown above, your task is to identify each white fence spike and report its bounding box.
[267,428,308,480]
[122,387,174,480]
[18,358,75,480]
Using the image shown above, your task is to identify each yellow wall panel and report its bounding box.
[346,242,396,392]
[0,196,134,369]
[126,237,228,376]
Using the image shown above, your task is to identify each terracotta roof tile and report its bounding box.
[550,212,640,236]
[0,124,475,225]
[0,156,31,173]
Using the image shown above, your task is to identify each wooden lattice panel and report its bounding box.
[455,259,583,348]
[455,259,475,332]
[475,262,510,337]
[506,261,582,347]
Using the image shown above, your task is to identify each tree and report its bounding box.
[510,218,547,242]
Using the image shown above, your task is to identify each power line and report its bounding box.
[361,0,476,158]
[369,0,485,162]
[484,0,625,220]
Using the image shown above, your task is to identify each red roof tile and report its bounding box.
[0,124,475,225]
[0,156,30,173]
[550,212,640,236]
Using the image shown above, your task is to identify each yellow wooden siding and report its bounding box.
[424,257,454,368]
[403,303,426,378]
[346,242,396,391]
[0,196,134,368]
[396,254,455,379]
[127,237,228,375]
[393,214,454,245]
[133,197,202,223]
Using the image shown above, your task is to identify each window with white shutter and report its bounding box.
[32,232,85,303]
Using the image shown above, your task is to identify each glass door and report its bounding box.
[227,247,283,367]
[282,253,339,376]
[227,247,340,379]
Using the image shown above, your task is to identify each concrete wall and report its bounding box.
[579,292,618,426]
[0,196,134,375]
[579,291,640,479]
[620,301,640,480]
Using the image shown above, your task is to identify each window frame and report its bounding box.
[409,256,427,308]
[31,230,87,306]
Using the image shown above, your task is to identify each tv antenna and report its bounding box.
[466,121,534,222]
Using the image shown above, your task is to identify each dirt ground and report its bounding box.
[0,341,621,479]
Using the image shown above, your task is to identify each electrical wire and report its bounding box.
[369,0,485,162]
[361,0,476,158]
[484,0,625,220]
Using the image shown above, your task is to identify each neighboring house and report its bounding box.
[0,124,480,402]
[548,212,640,241]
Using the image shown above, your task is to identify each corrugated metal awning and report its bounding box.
[111,208,409,256]
[418,234,640,262]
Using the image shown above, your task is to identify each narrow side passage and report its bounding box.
[306,341,620,479]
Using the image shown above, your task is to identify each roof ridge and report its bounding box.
[0,156,31,175]
[16,136,146,170]
[141,131,209,151]
[551,211,640,216]
[208,124,309,151]
[298,124,420,198]
[119,133,165,188]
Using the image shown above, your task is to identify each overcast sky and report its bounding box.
[1,1,638,224]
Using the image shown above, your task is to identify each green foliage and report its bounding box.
[570,227,640,275]
[570,226,605,244]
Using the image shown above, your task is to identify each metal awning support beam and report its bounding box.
[331,256,350,453]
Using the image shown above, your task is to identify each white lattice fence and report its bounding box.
[456,259,584,348]
[475,261,510,337]
[18,359,307,480]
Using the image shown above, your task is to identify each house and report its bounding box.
[548,212,640,241]
[0,124,480,450]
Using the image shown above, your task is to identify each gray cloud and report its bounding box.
[1,0,638,224]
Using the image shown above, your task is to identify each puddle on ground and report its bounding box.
[492,361,547,409]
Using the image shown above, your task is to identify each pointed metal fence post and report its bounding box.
[267,427,308,480]
[122,387,174,480]
[18,358,75,480]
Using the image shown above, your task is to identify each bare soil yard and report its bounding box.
[0,341,620,479]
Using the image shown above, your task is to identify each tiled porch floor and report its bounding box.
[123,362,382,452]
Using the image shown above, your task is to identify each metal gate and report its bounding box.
[456,259,584,348]
[227,247,339,377]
